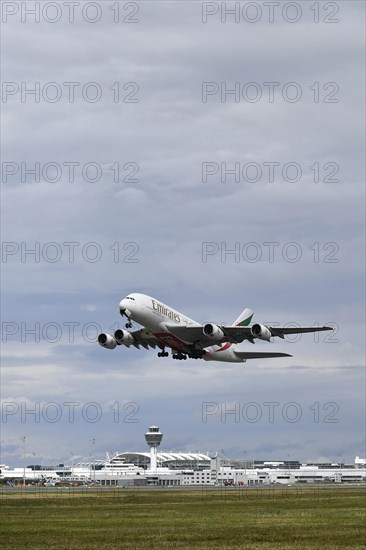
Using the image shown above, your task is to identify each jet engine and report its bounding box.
[114,329,134,346]
[98,333,117,349]
[203,323,224,341]
[251,324,272,341]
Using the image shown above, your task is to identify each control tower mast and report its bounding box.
[145,425,163,473]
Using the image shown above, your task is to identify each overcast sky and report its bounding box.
[1,1,365,467]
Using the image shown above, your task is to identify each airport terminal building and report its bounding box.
[1,426,365,487]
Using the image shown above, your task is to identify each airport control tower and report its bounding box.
[145,425,163,473]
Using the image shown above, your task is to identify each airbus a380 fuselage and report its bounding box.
[97,293,333,363]
[120,293,239,362]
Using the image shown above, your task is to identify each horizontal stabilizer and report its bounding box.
[234,351,292,359]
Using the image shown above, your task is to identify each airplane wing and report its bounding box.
[129,329,165,350]
[268,326,332,338]
[166,324,333,348]
[234,351,292,359]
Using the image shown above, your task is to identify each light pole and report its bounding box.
[92,438,96,482]
[32,452,36,481]
[338,453,342,483]
[340,455,343,482]
[20,435,26,487]
[243,450,249,486]
[70,452,75,478]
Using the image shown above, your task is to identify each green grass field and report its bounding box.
[1,487,365,549]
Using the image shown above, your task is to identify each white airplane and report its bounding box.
[97,293,333,363]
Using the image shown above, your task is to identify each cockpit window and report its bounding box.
[126,296,135,301]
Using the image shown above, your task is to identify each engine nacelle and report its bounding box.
[98,333,117,349]
[251,324,272,342]
[203,323,224,341]
[114,329,134,347]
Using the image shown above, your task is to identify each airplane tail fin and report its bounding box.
[234,308,253,327]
